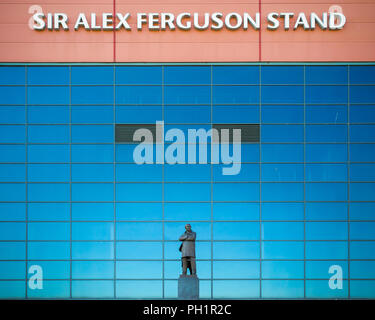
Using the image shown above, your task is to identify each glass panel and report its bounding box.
[27,261,70,280]
[72,86,113,104]
[350,280,375,299]
[261,124,303,142]
[262,164,303,182]
[261,86,303,104]
[350,66,375,84]
[72,183,113,202]
[214,261,259,279]
[165,183,210,202]
[0,87,25,105]
[72,261,114,279]
[306,125,347,142]
[116,242,162,259]
[350,105,375,123]
[29,203,70,221]
[116,86,162,104]
[72,105,113,124]
[262,241,304,259]
[306,144,347,162]
[0,145,25,163]
[28,145,69,163]
[350,222,375,240]
[28,183,69,202]
[0,66,25,85]
[28,164,70,182]
[72,164,114,182]
[262,261,304,279]
[28,106,69,124]
[213,242,259,259]
[0,125,25,143]
[306,242,347,259]
[261,105,303,124]
[0,106,25,124]
[350,242,375,259]
[350,203,375,220]
[213,66,259,84]
[213,222,259,240]
[28,86,69,105]
[306,66,348,84]
[262,183,304,201]
[72,144,113,163]
[28,242,70,260]
[28,125,69,143]
[213,183,259,201]
[116,203,162,221]
[262,280,304,298]
[306,86,347,104]
[71,66,113,85]
[0,203,26,221]
[261,144,303,163]
[72,222,114,240]
[27,281,70,299]
[28,67,69,85]
[306,202,347,220]
[306,280,348,298]
[0,164,25,182]
[164,66,210,85]
[306,182,347,201]
[72,203,114,221]
[351,86,375,103]
[213,86,259,104]
[306,105,347,124]
[116,183,162,201]
[306,164,347,182]
[116,261,162,279]
[116,222,162,240]
[72,242,113,260]
[350,183,375,201]
[0,184,25,202]
[72,280,114,298]
[28,222,70,241]
[165,203,211,221]
[116,280,162,298]
[213,280,260,298]
[262,66,303,84]
[213,203,259,221]
[116,105,161,123]
[306,222,348,240]
[79,262,115,282]
[0,261,25,279]
[262,222,304,240]
[262,203,304,220]
[116,66,161,84]
[0,242,26,260]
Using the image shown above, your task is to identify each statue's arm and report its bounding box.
[179,234,187,241]
[186,232,196,241]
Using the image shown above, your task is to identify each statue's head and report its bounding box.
[185,224,192,232]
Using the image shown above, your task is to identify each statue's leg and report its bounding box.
[187,258,192,275]
[190,257,197,275]
[182,257,188,275]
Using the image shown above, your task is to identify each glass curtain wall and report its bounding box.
[0,64,374,299]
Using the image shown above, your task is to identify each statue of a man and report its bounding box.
[179,224,197,275]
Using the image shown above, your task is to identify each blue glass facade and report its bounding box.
[0,64,374,299]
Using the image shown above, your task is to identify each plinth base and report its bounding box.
[178,274,199,300]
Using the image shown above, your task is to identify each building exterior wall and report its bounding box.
[0,64,374,299]
[1,0,375,62]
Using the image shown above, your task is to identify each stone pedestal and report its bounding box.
[178,275,199,300]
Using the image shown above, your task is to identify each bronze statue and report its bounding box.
[179,224,197,275]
